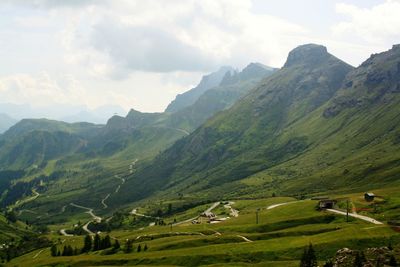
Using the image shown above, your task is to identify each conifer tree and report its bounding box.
[82,235,92,253]
[93,234,101,251]
[125,239,132,253]
[113,239,120,250]
[51,245,57,257]
[300,243,317,267]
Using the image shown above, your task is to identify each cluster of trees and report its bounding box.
[51,234,115,257]
[124,240,147,253]
[82,234,112,253]
[50,235,149,257]
[51,245,79,257]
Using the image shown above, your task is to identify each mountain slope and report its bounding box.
[124,43,400,202]
[114,43,354,204]
[0,119,101,169]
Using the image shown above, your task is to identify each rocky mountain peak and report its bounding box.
[283,44,330,68]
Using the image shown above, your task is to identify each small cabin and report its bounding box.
[318,199,337,209]
[364,192,375,202]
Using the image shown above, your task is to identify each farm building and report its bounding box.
[364,192,375,202]
[318,199,337,209]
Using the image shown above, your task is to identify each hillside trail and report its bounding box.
[102,159,137,209]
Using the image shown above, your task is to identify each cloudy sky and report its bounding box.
[0,0,399,116]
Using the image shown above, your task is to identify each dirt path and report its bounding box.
[237,235,252,242]
[326,209,383,225]
[32,249,44,259]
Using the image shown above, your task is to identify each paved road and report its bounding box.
[224,202,239,217]
[267,202,295,210]
[205,202,220,213]
[101,194,110,209]
[82,221,95,235]
[173,202,221,226]
[70,203,102,222]
[326,209,383,225]
[60,229,73,237]
[14,189,40,208]
[130,208,157,218]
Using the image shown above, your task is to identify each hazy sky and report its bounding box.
[0,0,399,113]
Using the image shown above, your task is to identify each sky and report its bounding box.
[0,0,399,117]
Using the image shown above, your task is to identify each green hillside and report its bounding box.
[116,44,359,204]
[8,189,400,266]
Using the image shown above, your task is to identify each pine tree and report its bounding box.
[113,240,120,250]
[82,235,92,253]
[62,245,67,256]
[308,243,317,267]
[300,247,308,267]
[103,235,112,249]
[137,244,142,252]
[125,239,132,253]
[93,234,101,251]
[300,243,318,267]
[51,245,57,257]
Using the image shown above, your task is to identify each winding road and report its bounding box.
[60,229,73,237]
[101,194,110,209]
[326,209,383,225]
[70,203,102,223]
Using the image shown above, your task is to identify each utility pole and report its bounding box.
[256,208,260,224]
[346,199,349,222]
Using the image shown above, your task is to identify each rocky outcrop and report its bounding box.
[327,247,397,267]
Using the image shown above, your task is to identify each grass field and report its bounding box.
[8,191,400,267]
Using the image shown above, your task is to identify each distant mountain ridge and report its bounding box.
[0,113,17,134]
[165,66,235,113]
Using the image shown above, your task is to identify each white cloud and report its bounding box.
[56,0,308,79]
[2,0,398,114]
[333,0,400,44]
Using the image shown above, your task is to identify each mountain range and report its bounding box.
[0,44,400,226]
